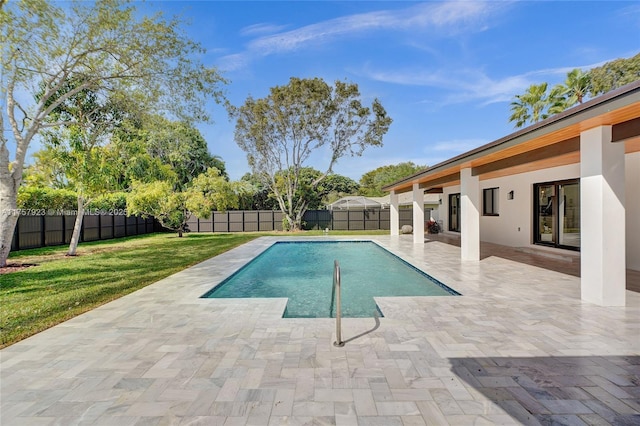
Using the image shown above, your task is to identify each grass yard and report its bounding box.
[0,229,389,348]
[0,232,260,348]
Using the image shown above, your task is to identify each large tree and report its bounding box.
[0,0,225,266]
[40,81,124,256]
[359,162,425,197]
[234,77,392,230]
[589,52,640,96]
[127,168,244,237]
[142,116,227,190]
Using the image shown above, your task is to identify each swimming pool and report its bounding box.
[202,241,459,318]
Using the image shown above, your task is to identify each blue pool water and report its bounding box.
[202,241,459,318]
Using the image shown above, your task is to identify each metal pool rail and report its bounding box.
[332,260,344,347]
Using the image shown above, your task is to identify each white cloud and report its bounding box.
[220,1,505,71]
[240,23,288,37]
[217,53,251,72]
[361,57,615,107]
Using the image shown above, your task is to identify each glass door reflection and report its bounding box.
[537,184,555,245]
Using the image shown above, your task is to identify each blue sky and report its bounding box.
[116,2,640,181]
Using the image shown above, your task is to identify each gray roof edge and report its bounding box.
[383,80,640,191]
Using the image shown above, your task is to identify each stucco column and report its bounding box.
[580,125,626,306]
[460,167,480,261]
[390,190,399,236]
[413,183,425,244]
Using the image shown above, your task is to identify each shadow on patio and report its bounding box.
[449,355,640,425]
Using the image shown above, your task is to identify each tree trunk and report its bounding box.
[0,168,19,267]
[0,208,18,268]
[67,196,85,256]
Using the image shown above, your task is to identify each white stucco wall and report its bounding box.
[627,151,640,271]
[479,164,581,248]
[439,154,640,268]
[442,163,581,248]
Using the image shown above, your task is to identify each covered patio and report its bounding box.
[384,81,640,307]
[424,232,640,293]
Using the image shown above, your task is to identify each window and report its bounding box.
[483,188,499,216]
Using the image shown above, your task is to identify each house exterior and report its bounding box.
[383,81,640,307]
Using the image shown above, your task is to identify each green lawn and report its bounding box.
[1,230,389,348]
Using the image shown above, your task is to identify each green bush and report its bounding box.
[17,186,77,210]
[87,192,128,211]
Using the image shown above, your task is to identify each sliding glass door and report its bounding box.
[449,193,460,232]
[558,182,580,249]
[534,180,580,250]
[536,184,555,244]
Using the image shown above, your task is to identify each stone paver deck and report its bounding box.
[2,235,639,425]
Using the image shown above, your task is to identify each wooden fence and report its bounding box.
[185,209,419,233]
[10,214,157,252]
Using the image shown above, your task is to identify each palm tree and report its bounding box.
[509,83,551,128]
[563,68,591,106]
[547,83,569,115]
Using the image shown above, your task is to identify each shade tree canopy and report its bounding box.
[359,162,425,197]
[127,168,245,237]
[0,0,226,266]
[589,52,640,96]
[234,77,392,230]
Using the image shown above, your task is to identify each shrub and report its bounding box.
[17,186,77,210]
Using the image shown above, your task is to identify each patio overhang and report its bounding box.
[382,81,640,194]
[383,80,640,307]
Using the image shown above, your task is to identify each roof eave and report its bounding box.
[383,80,640,193]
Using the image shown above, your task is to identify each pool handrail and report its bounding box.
[333,260,345,347]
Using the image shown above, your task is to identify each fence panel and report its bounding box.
[399,209,413,227]
[126,216,138,235]
[243,211,259,232]
[137,217,146,234]
[44,216,64,246]
[18,216,43,249]
[258,211,275,231]
[379,209,391,230]
[199,216,213,232]
[82,215,100,242]
[114,215,126,237]
[10,214,156,253]
[213,212,229,232]
[100,215,114,239]
[331,210,349,230]
[229,211,244,232]
[302,210,332,230]
[364,209,381,230]
[64,215,76,243]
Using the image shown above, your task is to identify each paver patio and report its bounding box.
[1,235,639,425]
